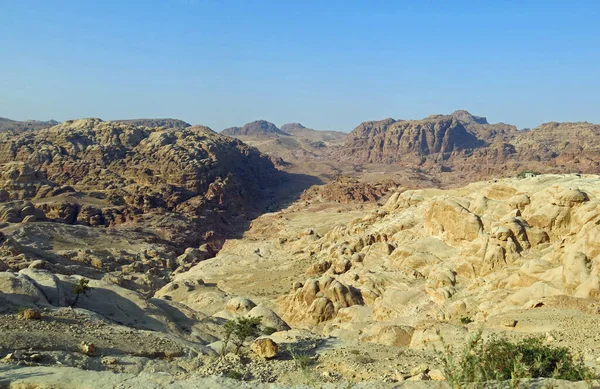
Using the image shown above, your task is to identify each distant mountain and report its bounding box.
[344,114,484,163]
[113,118,191,129]
[339,110,600,175]
[280,123,306,133]
[222,120,288,137]
[0,117,59,133]
[280,123,347,144]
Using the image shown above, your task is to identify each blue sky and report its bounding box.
[1,0,599,132]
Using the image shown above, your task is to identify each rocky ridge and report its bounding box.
[0,117,60,133]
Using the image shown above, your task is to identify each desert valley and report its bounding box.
[0,111,599,388]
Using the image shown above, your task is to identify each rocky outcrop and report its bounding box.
[300,176,397,203]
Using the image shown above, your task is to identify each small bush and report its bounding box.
[71,278,91,307]
[222,316,262,355]
[460,316,473,325]
[285,342,317,371]
[294,353,315,370]
[439,330,594,388]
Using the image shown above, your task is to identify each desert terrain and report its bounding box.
[0,116,599,388]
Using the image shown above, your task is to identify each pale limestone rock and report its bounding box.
[562,251,590,292]
[424,199,483,245]
[359,323,414,347]
[225,297,256,314]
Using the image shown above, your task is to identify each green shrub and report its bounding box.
[483,337,592,381]
[71,278,91,307]
[262,326,277,335]
[460,316,473,325]
[439,330,594,388]
[222,316,262,355]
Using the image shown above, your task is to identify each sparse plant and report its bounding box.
[438,330,595,389]
[221,316,262,355]
[286,342,317,371]
[71,278,91,307]
[460,316,473,325]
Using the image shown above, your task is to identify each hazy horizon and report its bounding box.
[2,1,599,132]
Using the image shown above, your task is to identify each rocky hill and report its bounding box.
[0,118,281,295]
[222,120,288,137]
[0,117,59,133]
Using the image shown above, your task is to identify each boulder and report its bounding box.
[250,338,278,359]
